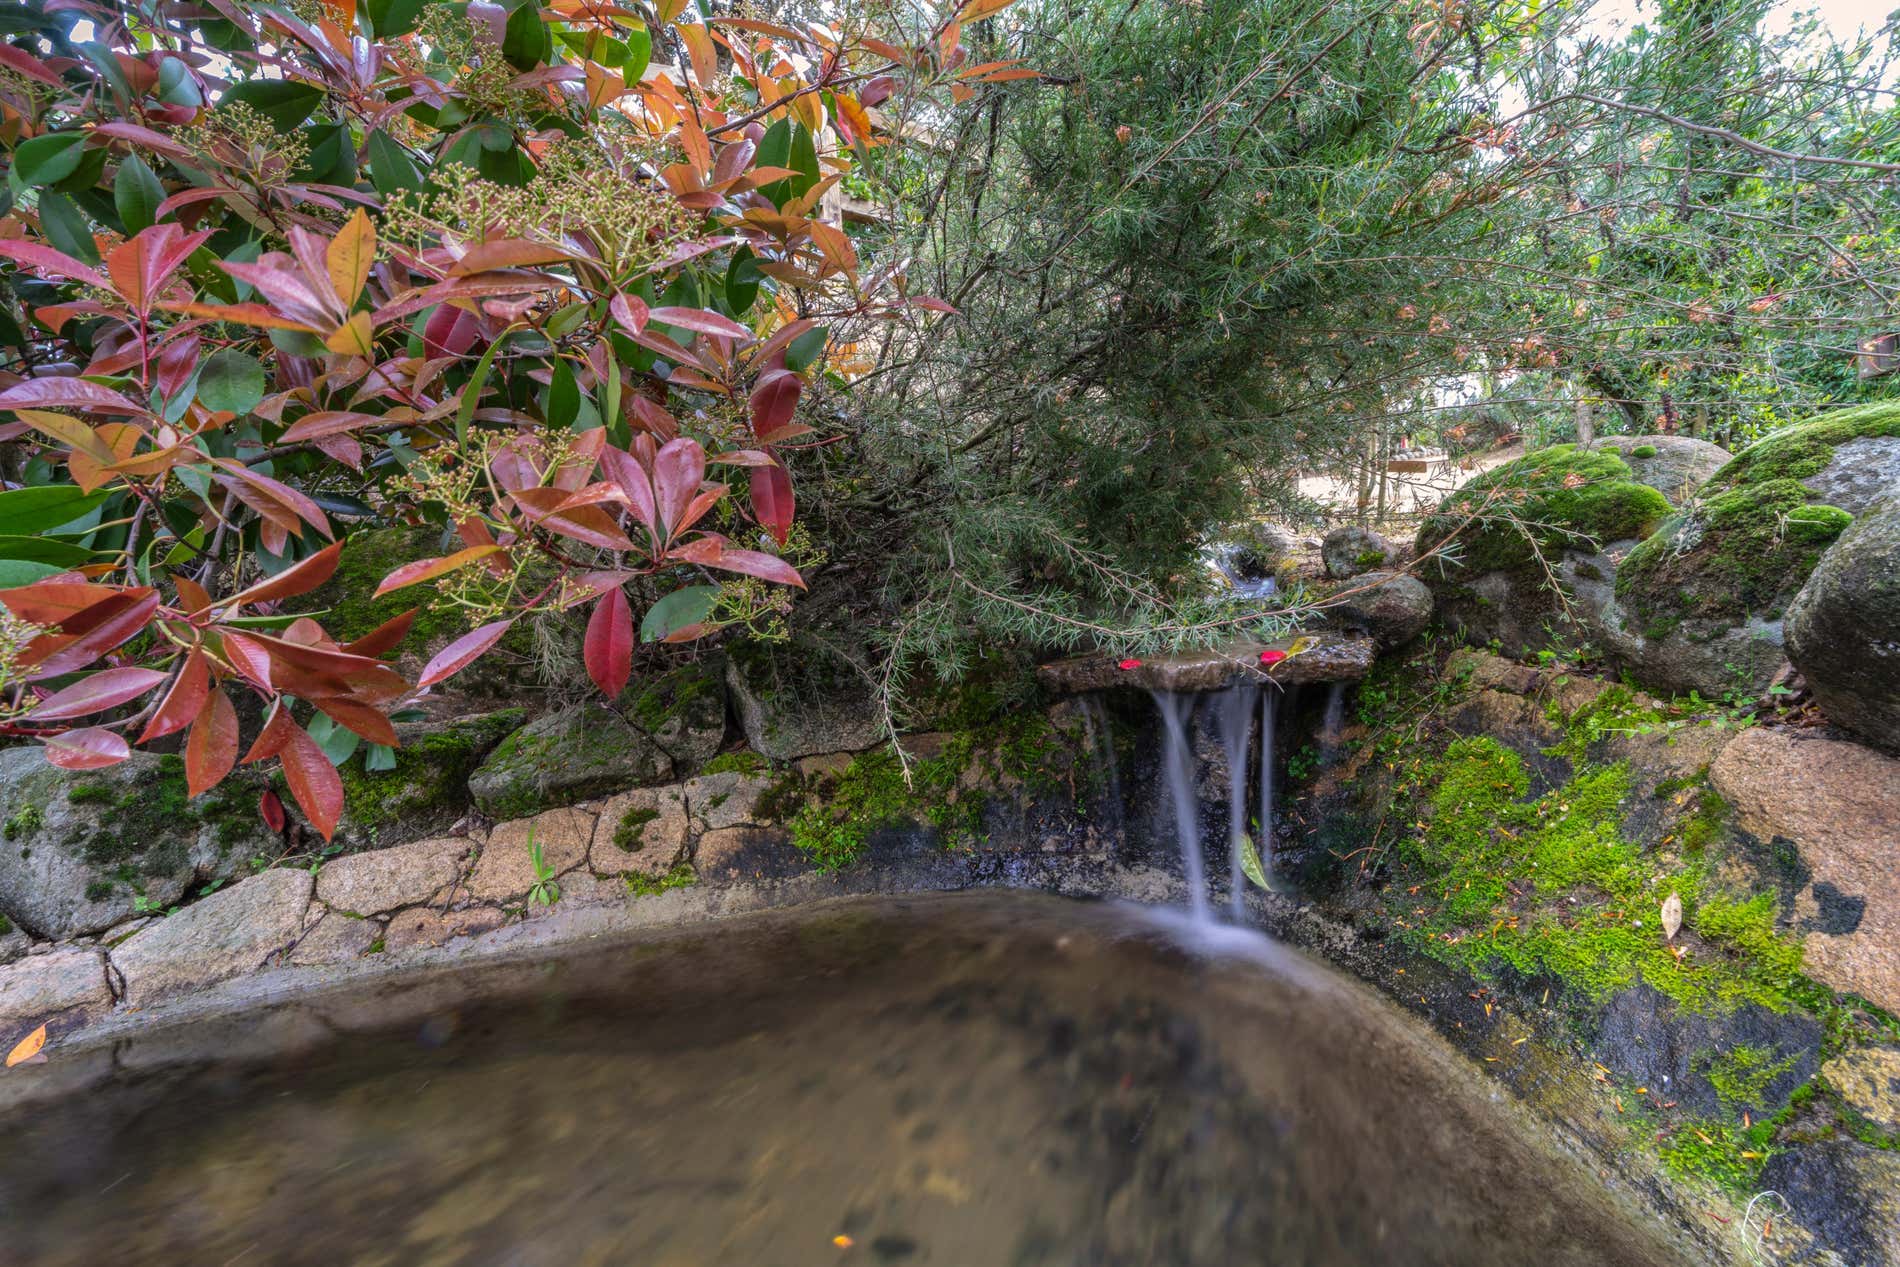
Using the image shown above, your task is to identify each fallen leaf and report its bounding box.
[1661,892,1682,941]
[6,1023,47,1068]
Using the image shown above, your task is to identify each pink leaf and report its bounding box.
[0,378,145,416]
[750,459,795,546]
[42,727,131,770]
[416,619,514,688]
[652,437,707,539]
[28,667,168,720]
[648,306,754,341]
[583,586,634,698]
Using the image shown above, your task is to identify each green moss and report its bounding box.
[67,756,259,878]
[1617,479,1852,627]
[1704,401,1900,491]
[626,860,696,897]
[1355,547,1389,568]
[1630,444,1659,459]
[83,879,112,901]
[65,783,114,807]
[612,805,659,852]
[1400,737,1806,1014]
[312,526,472,645]
[1703,1044,1800,1111]
[699,750,766,776]
[622,662,718,733]
[1542,684,1666,764]
[3,804,43,841]
[0,914,11,936]
[788,713,1077,871]
[1419,444,1672,577]
[1657,1116,1776,1191]
[340,708,524,840]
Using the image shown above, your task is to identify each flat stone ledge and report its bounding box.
[0,946,109,1029]
[109,869,313,1008]
[1038,633,1376,695]
[316,836,471,916]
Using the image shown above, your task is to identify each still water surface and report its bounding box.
[0,892,1687,1266]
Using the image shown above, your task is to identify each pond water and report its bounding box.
[0,892,1688,1266]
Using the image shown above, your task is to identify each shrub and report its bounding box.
[0,0,1004,838]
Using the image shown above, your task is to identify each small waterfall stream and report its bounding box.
[1152,691,1212,925]
[1077,695,1124,844]
[1216,683,1259,920]
[1148,682,1294,926]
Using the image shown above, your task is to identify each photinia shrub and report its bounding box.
[0,0,1018,838]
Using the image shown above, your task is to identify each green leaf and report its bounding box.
[787,123,820,198]
[51,146,108,197]
[225,79,325,131]
[1237,833,1271,891]
[155,57,204,108]
[502,0,552,71]
[366,129,425,197]
[547,356,580,429]
[641,585,719,642]
[0,487,113,536]
[364,742,399,772]
[0,535,97,567]
[622,23,652,80]
[0,560,65,589]
[725,247,762,314]
[16,133,88,188]
[37,192,98,265]
[306,712,362,766]
[113,154,165,235]
[456,326,515,445]
[198,348,266,415]
[785,325,828,373]
[365,0,431,37]
[756,119,792,206]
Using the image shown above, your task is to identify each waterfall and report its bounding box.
[1216,683,1259,919]
[1078,695,1124,845]
[1320,681,1347,752]
[1153,690,1212,925]
[1257,688,1277,884]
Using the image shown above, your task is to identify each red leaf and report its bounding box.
[259,788,288,834]
[29,667,168,720]
[221,631,275,690]
[0,239,111,290]
[22,591,160,680]
[609,292,649,337]
[311,696,400,747]
[669,537,805,588]
[373,545,503,596]
[416,619,513,689]
[185,688,239,796]
[0,378,145,416]
[508,488,637,551]
[652,438,707,538]
[278,410,385,442]
[750,459,795,546]
[42,727,131,771]
[448,239,575,275]
[221,542,344,608]
[583,586,634,698]
[343,609,417,658]
[423,304,482,359]
[601,446,661,552]
[749,369,801,437]
[648,306,754,341]
[241,699,296,765]
[138,649,212,743]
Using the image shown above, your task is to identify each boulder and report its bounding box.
[682,770,781,831]
[1416,444,1670,657]
[1320,526,1392,579]
[111,868,313,1006]
[466,703,672,819]
[589,787,691,877]
[0,750,272,939]
[1710,728,1900,1014]
[1326,571,1431,649]
[1609,405,1899,698]
[0,946,109,1027]
[1762,1141,1900,1267]
[726,644,883,761]
[315,835,470,915]
[335,709,522,849]
[1593,435,1730,504]
[617,659,728,769]
[468,807,594,902]
[1786,497,1900,753]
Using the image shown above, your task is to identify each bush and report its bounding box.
[0,0,998,837]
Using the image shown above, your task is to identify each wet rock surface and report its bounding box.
[0,947,108,1030]
[1038,633,1376,694]
[1594,984,1821,1119]
[1787,495,1900,753]
[1824,1046,1900,1133]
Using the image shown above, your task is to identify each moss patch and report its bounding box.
[612,805,659,852]
[626,859,696,897]
[66,755,261,878]
[339,709,523,844]
[4,804,43,841]
[1630,444,1659,459]
[1702,401,1900,491]
[699,750,766,776]
[1617,479,1851,627]
[1418,444,1671,577]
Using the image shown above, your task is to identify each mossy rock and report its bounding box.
[0,748,270,938]
[725,639,882,761]
[617,658,728,768]
[1786,496,1900,753]
[1416,445,1669,655]
[335,708,526,849]
[1596,434,1731,505]
[1700,402,1900,516]
[467,702,674,819]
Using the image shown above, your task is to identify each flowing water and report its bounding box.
[1152,690,1211,924]
[0,892,1688,1267]
[1215,682,1259,920]
[1258,686,1278,880]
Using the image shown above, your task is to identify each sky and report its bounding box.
[1590,0,1897,41]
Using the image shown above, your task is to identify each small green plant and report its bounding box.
[1286,743,1320,780]
[626,861,697,897]
[526,827,561,907]
[3,805,42,841]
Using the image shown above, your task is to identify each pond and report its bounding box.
[0,892,1688,1266]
